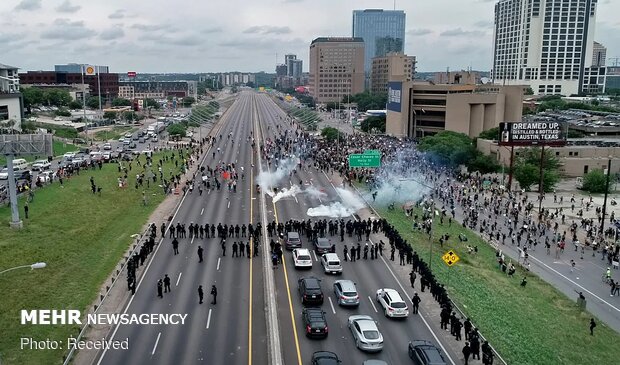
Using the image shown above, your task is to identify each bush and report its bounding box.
[167,123,187,138]
[360,116,386,133]
[582,169,614,193]
[55,108,71,117]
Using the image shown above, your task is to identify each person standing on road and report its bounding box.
[172,237,179,255]
[211,285,217,304]
[409,270,416,288]
[157,279,163,298]
[462,342,471,365]
[163,274,171,293]
[198,285,204,304]
[197,246,204,262]
[412,292,421,314]
[221,240,226,256]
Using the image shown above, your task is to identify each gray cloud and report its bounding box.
[0,32,27,45]
[473,20,493,28]
[99,27,125,40]
[440,28,486,37]
[202,27,223,34]
[41,18,97,40]
[407,28,433,36]
[243,25,291,35]
[56,0,81,13]
[159,35,204,46]
[131,23,178,33]
[14,0,41,11]
[108,9,124,19]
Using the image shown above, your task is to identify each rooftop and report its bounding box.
[311,37,364,44]
[0,63,18,70]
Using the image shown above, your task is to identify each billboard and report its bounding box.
[127,71,137,78]
[387,81,402,113]
[498,121,567,146]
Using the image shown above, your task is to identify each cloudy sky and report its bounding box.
[1,0,618,74]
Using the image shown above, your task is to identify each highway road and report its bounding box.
[97,92,267,365]
[252,93,458,365]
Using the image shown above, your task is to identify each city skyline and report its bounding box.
[0,0,618,73]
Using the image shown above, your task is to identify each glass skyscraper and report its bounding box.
[352,9,406,87]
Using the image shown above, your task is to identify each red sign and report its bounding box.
[127,71,137,78]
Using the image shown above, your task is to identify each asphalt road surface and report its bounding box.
[97,92,267,365]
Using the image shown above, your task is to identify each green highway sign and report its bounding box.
[349,153,381,168]
[364,150,381,155]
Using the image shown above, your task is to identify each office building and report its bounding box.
[492,0,600,95]
[592,41,606,67]
[289,59,303,79]
[19,70,119,102]
[276,64,288,77]
[308,37,365,103]
[55,64,110,74]
[218,73,255,86]
[352,9,406,87]
[386,81,524,138]
[370,53,416,95]
[285,54,297,76]
[0,62,23,130]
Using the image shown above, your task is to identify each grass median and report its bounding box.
[0,150,188,365]
[93,126,137,141]
[377,206,619,365]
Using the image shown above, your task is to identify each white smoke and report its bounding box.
[306,187,366,218]
[256,157,297,197]
[304,185,327,200]
[272,185,303,202]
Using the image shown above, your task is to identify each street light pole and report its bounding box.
[600,158,613,235]
[0,262,46,275]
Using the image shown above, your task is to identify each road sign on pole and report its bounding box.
[349,153,381,168]
[441,250,460,267]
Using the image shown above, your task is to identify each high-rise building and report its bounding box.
[492,0,600,95]
[285,54,297,77]
[352,9,406,87]
[290,59,303,79]
[592,41,606,67]
[309,37,365,103]
[371,53,416,95]
[276,64,287,77]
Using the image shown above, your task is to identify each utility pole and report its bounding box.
[600,158,613,235]
[538,145,545,215]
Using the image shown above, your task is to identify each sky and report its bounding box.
[1,0,618,74]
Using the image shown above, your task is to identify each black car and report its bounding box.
[313,237,331,254]
[302,308,328,338]
[311,351,341,365]
[408,340,447,365]
[298,277,324,306]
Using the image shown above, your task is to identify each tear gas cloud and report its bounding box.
[306,187,366,218]
[256,158,297,197]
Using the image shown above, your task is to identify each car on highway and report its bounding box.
[293,248,313,269]
[118,137,125,142]
[63,152,78,160]
[128,142,137,149]
[376,288,409,318]
[302,307,328,338]
[408,340,446,365]
[286,231,302,249]
[320,253,342,274]
[362,360,388,365]
[310,351,341,365]
[37,170,55,183]
[313,237,331,254]
[298,277,324,306]
[124,132,132,138]
[333,280,359,307]
[151,135,159,142]
[31,160,51,171]
[0,167,30,181]
[103,143,112,150]
[132,134,139,141]
[347,315,384,352]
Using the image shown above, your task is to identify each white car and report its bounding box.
[293,248,313,269]
[320,253,342,274]
[348,315,384,352]
[37,170,55,183]
[63,152,78,160]
[376,288,409,318]
[103,143,112,150]
[32,160,51,171]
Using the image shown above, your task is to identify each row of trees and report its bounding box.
[323,92,387,112]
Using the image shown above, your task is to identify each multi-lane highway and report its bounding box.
[96,90,456,365]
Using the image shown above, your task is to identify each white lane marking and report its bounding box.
[191,236,195,244]
[217,257,221,271]
[328,297,336,314]
[208,189,211,195]
[312,250,318,262]
[201,208,204,215]
[227,200,231,209]
[368,296,378,312]
[176,272,182,286]
[151,332,161,355]
[206,309,212,329]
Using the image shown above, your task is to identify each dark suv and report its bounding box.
[298,277,324,306]
[302,308,328,338]
[313,237,331,254]
[408,340,447,365]
[311,351,341,365]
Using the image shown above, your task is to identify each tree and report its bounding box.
[360,116,386,133]
[44,89,72,107]
[144,98,160,109]
[517,147,562,171]
[21,87,45,112]
[20,120,37,133]
[582,169,614,193]
[86,96,101,109]
[321,127,341,142]
[467,152,501,174]
[345,92,387,112]
[182,96,196,106]
[514,164,539,191]
[112,98,132,107]
[167,123,187,138]
[55,108,71,117]
[103,111,117,120]
[478,127,499,140]
[418,131,476,166]
[525,87,534,95]
[69,100,83,110]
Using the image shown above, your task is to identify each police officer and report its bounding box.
[172,237,179,255]
[211,285,218,304]
[197,246,204,262]
[412,292,421,314]
[409,270,417,288]
[157,279,163,298]
[198,285,204,304]
[232,241,238,257]
[163,274,171,293]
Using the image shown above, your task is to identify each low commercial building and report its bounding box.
[19,70,119,102]
[477,138,620,177]
[386,81,524,138]
[118,80,197,99]
[0,63,23,130]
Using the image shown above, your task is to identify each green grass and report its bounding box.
[377,206,620,365]
[0,150,187,365]
[93,126,136,141]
